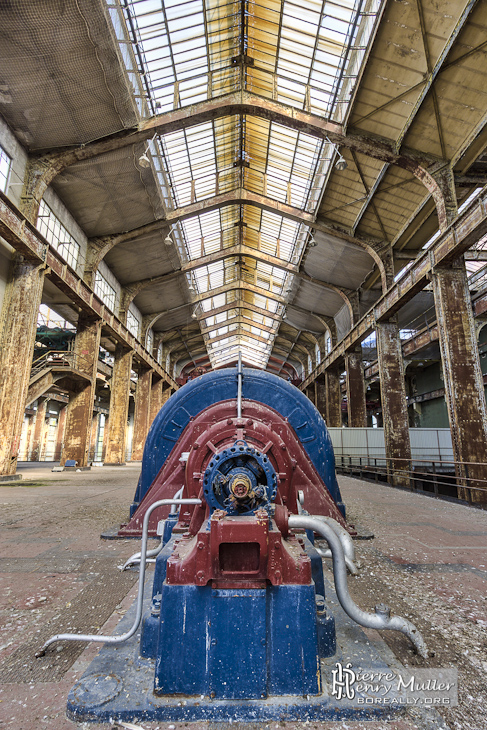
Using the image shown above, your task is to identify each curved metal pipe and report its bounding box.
[35,498,201,658]
[312,515,359,575]
[288,514,428,658]
[120,540,163,572]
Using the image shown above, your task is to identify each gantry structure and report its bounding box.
[0,0,486,498]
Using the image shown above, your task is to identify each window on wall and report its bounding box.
[36,199,80,270]
[157,343,163,364]
[146,329,153,353]
[94,270,117,312]
[127,308,141,338]
[0,145,12,193]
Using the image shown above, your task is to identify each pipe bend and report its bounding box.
[288,514,428,658]
[35,498,201,658]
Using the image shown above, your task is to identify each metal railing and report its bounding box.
[335,455,487,507]
[30,350,92,379]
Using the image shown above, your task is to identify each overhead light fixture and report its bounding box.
[138,132,158,169]
[164,224,176,246]
[191,310,198,319]
[308,235,318,247]
[325,137,348,172]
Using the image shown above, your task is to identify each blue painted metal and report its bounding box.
[203,440,278,514]
[152,583,321,698]
[131,367,344,516]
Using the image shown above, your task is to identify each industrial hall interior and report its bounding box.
[0,0,486,729]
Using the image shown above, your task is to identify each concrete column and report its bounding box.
[325,368,342,427]
[376,319,411,487]
[345,349,366,427]
[0,257,45,474]
[30,399,47,462]
[53,406,67,461]
[61,315,102,467]
[104,345,134,465]
[132,368,153,460]
[315,374,326,420]
[431,260,487,503]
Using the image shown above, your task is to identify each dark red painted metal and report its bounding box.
[118,399,349,538]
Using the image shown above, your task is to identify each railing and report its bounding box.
[30,350,92,379]
[335,455,487,508]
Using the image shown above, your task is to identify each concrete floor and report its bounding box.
[0,464,485,730]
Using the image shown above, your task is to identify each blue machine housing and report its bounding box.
[131,368,344,517]
[140,532,336,699]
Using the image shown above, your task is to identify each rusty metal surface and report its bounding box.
[61,315,102,467]
[132,369,153,460]
[376,320,412,488]
[0,191,177,390]
[431,262,487,503]
[0,257,45,475]
[104,346,134,465]
[301,185,487,390]
[325,369,342,428]
[345,350,366,427]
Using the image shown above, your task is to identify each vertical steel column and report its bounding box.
[149,375,163,426]
[53,405,67,461]
[0,257,45,474]
[431,260,487,503]
[61,315,102,467]
[305,384,316,405]
[104,345,134,465]
[132,368,153,460]
[161,382,172,407]
[325,368,342,427]
[315,374,327,420]
[30,398,48,462]
[376,318,412,487]
[345,348,366,427]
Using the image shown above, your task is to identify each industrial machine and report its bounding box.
[37,361,427,723]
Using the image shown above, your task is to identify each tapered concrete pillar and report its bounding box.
[431,260,487,503]
[132,368,153,460]
[315,374,326,420]
[325,368,342,427]
[105,345,134,465]
[30,399,48,461]
[345,349,366,427]
[149,376,163,426]
[0,257,45,474]
[53,406,67,461]
[61,315,102,467]
[376,319,411,487]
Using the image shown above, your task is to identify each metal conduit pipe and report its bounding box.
[121,488,185,571]
[288,515,428,658]
[312,516,359,575]
[35,498,202,658]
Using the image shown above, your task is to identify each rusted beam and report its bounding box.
[84,220,167,286]
[325,368,343,427]
[29,91,446,233]
[431,259,487,503]
[300,185,487,390]
[376,319,412,487]
[315,374,326,420]
[61,315,103,467]
[0,191,177,390]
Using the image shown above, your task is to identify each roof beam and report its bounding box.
[26,91,447,229]
[300,184,487,388]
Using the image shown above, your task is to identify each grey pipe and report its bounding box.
[313,516,359,575]
[288,514,428,658]
[35,498,201,658]
[121,488,184,570]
